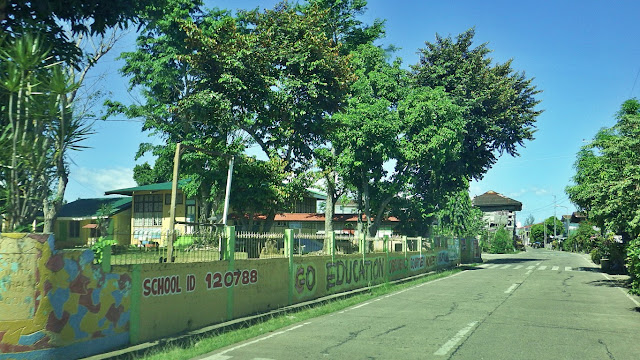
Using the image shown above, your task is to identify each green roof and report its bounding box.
[105,180,190,196]
[57,197,132,219]
[306,188,327,200]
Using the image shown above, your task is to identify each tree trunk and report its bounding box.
[323,172,338,252]
[262,210,276,233]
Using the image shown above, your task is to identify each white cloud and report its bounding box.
[67,167,136,200]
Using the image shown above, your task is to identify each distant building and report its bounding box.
[472,190,522,238]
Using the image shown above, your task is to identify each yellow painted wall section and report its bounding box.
[232,259,289,319]
[113,208,132,246]
[134,258,291,343]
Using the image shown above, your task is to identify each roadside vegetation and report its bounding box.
[566,99,640,293]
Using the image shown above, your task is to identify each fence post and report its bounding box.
[418,236,422,257]
[102,245,111,273]
[360,233,366,255]
[285,229,295,305]
[403,235,407,261]
[224,226,236,320]
[223,226,236,262]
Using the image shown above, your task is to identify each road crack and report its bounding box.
[433,302,458,320]
[374,324,405,338]
[598,339,616,360]
[321,326,370,355]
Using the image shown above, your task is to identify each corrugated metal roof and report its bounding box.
[105,180,190,196]
[472,190,522,211]
[233,213,399,222]
[57,197,132,219]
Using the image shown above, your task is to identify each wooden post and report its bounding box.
[167,143,182,262]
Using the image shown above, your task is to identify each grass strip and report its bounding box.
[124,267,465,360]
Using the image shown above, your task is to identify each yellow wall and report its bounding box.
[133,259,289,342]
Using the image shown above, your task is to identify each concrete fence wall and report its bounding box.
[0,230,481,359]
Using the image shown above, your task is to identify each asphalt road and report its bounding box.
[194,249,640,360]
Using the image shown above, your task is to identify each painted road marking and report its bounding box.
[434,321,478,356]
[479,264,491,268]
[536,262,542,266]
[552,266,559,271]
[525,270,533,275]
[526,265,535,270]
[538,266,547,270]
[202,323,311,360]
[501,265,512,269]
[505,284,518,294]
[565,267,573,272]
[352,302,371,309]
[514,265,524,269]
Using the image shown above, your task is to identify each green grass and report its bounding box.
[130,268,464,360]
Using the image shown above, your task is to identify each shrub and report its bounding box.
[490,226,513,254]
[91,238,117,264]
[590,248,602,264]
[626,237,640,295]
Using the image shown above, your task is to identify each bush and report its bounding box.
[490,227,513,254]
[590,248,602,264]
[90,237,117,264]
[626,237,640,295]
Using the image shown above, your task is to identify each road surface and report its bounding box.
[194,249,640,360]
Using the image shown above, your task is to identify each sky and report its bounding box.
[66,0,640,227]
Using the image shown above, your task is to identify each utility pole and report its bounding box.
[553,195,557,248]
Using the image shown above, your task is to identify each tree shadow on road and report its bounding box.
[587,278,631,289]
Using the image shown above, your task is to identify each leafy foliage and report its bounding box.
[490,226,513,254]
[626,237,640,295]
[567,99,640,240]
[0,0,162,63]
[563,220,597,252]
[0,34,92,231]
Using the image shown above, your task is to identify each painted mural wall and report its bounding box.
[1,232,470,358]
[0,234,131,360]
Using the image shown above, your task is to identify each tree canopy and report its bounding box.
[1,0,162,63]
[566,99,640,240]
[109,2,541,236]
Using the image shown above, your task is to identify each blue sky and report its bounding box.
[67,0,640,226]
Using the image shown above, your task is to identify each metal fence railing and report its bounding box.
[60,229,453,265]
[293,232,326,256]
[108,230,223,265]
[235,232,285,259]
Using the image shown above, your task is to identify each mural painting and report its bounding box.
[0,233,131,360]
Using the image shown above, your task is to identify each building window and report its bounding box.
[133,194,163,227]
[164,193,183,205]
[69,221,80,238]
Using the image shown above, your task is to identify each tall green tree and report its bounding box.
[345,29,541,237]
[111,1,353,230]
[411,28,541,179]
[524,214,535,226]
[566,99,640,240]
